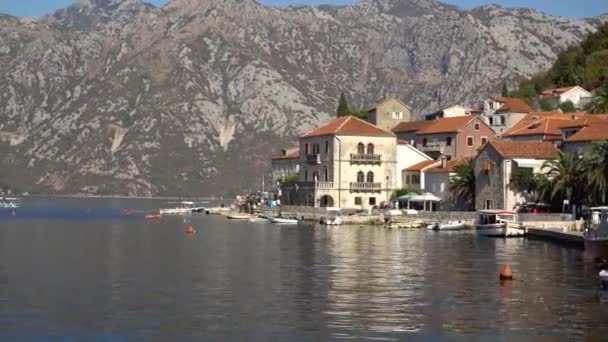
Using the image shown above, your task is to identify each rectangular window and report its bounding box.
[485,200,493,210]
[412,175,420,184]
[481,136,488,145]
[467,136,474,146]
[406,175,411,184]
[355,197,362,205]
[369,197,376,206]
[446,137,452,146]
[500,116,506,126]
[489,117,494,125]
[474,123,480,131]
[325,141,329,154]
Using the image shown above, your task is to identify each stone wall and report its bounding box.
[475,144,504,210]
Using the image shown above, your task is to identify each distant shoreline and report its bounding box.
[16,194,223,201]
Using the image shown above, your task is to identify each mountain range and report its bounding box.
[0,0,606,196]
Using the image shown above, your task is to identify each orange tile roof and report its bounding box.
[492,96,533,113]
[426,157,471,173]
[502,112,588,138]
[486,140,559,159]
[271,150,300,160]
[536,86,577,100]
[392,120,434,133]
[403,160,440,172]
[566,121,608,142]
[416,116,478,134]
[301,116,395,138]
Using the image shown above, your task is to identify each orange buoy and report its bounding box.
[186,226,196,235]
[499,264,513,280]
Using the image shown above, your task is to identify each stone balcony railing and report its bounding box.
[418,142,444,152]
[350,153,382,163]
[350,182,382,191]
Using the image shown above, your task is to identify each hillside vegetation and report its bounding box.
[510,23,608,101]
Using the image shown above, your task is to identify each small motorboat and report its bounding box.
[476,210,525,237]
[0,197,19,209]
[227,214,252,220]
[270,217,299,225]
[320,208,343,225]
[428,220,466,231]
[249,217,269,223]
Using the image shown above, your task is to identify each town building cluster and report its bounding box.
[271,86,606,212]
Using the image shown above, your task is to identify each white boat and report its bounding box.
[270,217,299,224]
[475,210,525,237]
[0,197,19,209]
[227,214,252,220]
[427,220,466,231]
[320,208,343,225]
[249,217,269,223]
[159,201,204,214]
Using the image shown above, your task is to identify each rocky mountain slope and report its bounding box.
[0,0,605,196]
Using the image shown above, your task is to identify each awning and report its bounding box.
[513,158,541,169]
[397,192,418,201]
[410,192,442,202]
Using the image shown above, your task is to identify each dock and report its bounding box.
[526,227,584,246]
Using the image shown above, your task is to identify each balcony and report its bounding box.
[306,154,321,164]
[418,142,444,152]
[350,182,382,191]
[281,181,335,191]
[350,153,381,163]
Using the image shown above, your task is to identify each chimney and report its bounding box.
[440,155,447,168]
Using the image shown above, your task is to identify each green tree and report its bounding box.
[501,82,509,97]
[542,152,584,205]
[558,100,577,113]
[281,174,299,183]
[336,92,350,117]
[393,187,420,199]
[539,99,556,112]
[583,141,608,204]
[586,87,608,114]
[448,158,476,210]
[509,168,550,202]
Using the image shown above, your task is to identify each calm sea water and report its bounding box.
[0,197,607,341]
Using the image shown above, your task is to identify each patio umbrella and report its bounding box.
[397,192,419,209]
[410,193,442,212]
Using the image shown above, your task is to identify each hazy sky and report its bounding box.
[1,0,606,19]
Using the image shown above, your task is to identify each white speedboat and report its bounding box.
[249,217,269,223]
[227,214,252,220]
[320,208,343,225]
[0,197,19,209]
[475,210,525,237]
[159,201,204,214]
[270,217,299,224]
[427,220,466,231]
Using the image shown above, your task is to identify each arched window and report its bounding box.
[324,166,329,181]
[367,171,374,183]
[357,143,365,154]
[367,143,374,155]
[357,171,365,183]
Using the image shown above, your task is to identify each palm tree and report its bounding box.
[509,168,551,203]
[542,152,584,205]
[583,140,608,204]
[586,87,608,114]
[449,158,475,210]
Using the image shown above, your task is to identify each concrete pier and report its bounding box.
[526,227,584,246]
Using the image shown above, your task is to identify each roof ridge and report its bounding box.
[335,116,352,133]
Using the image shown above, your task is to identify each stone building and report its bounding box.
[392,116,495,159]
[281,116,397,209]
[480,96,533,134]
[475,140,559,211]
[367,97,412,131]
[271,147,300,182]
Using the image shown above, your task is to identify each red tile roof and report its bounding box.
[491,96,533,113]
[536,86,578,100]
[301,116,395,138]
[486,140,559,159]
[403,160,440,172]
[271,150,300,160]
[416,116,478,134]
[392,120,434,133]
[502,112,588,138]
[426,157,470,173]
[566,121,608,142]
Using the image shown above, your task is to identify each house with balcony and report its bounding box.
[481,96,533,134]
[272,147,300,181]
[392,116,495,159]
[280,116,397,209]
[534,86,593,110]
[475,140,559,211]
[367,97,412,131]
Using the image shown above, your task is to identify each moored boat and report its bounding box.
[270,217,299,225]
[159,201,205,214]
[475,210,525,237]
[427,220,466,231]
[0,197,19,209]
[584,207,608,259]
[320,208,343,226]
[227,214,252,220]
[249,217,269,223]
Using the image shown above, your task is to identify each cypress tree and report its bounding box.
[501,82,509,97]
[336,92,350,117]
